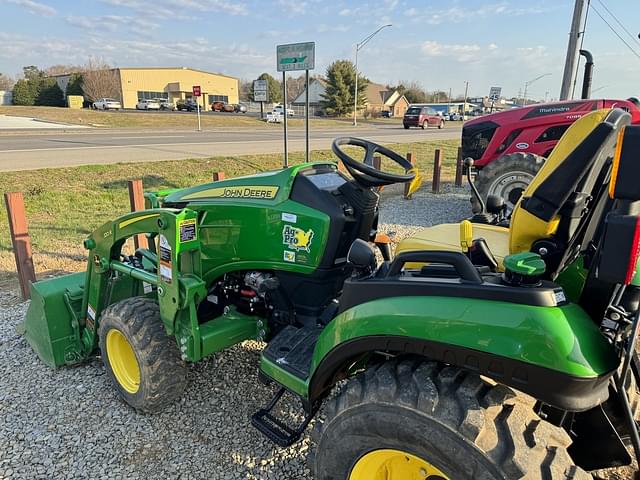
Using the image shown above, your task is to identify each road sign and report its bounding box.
[253,80,268,102]
[192,85,201,97]
[277,42,315,72]
[489,86,502,101]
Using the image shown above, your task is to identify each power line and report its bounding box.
[590,3,640,61]
[597,0,640,49]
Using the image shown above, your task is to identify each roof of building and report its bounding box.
[117,67,237,80]
[365,82,393,105]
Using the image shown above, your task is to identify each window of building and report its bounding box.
[208,95,229,104]
[137,91,168,100]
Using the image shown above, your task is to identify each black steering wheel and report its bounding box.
[332,137,416,187]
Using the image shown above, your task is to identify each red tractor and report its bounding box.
[466,97,640,211]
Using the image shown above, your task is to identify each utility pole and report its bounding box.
[463,81,469,118]
[353,24,392,126]
[560,0,587,100]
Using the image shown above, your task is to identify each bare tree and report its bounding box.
[0,73,14,90]
[81,59,120,101]
[286,74,306,103]
[44,64,84,76]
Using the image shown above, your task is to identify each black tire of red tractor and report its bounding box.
[472,152,545,213]
[311,359,591,480]
[98,297,188,413]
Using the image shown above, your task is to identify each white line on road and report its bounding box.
[113,135,187,139]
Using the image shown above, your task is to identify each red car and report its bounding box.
[403,106,445,129]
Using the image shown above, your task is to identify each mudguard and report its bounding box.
[307,296,619,411]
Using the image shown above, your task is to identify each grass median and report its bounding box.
[0,138,460,289]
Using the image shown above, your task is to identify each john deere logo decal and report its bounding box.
[283,225,314,252]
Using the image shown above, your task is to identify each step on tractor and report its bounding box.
[22,110,640,479]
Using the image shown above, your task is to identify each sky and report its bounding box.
[0,0,638,100]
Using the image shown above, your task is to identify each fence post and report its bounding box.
[372,155,384,192]
[432,149,442,194]
[455,146,464,187]
[127,180,148,250]
[4,192,36,300]
[404,152,416,199]
[213,171,225,182]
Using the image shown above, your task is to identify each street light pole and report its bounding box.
[523,73,551,105]
[353,24,392,126]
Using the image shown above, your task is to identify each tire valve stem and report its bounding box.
[419,468,428,478]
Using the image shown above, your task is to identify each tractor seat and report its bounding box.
[399,223,510,270]
[396,108,630,273]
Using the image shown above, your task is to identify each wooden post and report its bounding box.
[372,155,384,192]
[404,152,416,199]
[455,146,464,187]
[212,171,225,182]
[4,192,36,300]
[432,149,442,194]
[127,180,148,250]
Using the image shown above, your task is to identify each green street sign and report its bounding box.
[277,42,315,72]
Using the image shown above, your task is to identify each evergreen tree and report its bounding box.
[320,60,368,116]
[12,79,36,105]
[65,73,84,97]
[36,78,64,106]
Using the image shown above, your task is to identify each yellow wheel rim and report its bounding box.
[350,449,450,480]
[106,329,140,394]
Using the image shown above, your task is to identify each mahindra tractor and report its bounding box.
[21,108,640,478]
[466,97,640,212]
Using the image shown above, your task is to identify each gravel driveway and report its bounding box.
[0,184,470,480]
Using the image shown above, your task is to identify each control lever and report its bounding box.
[465,158,486,214]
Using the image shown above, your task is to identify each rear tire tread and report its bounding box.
[312,359,590,480]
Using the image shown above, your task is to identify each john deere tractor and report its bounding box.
[23,110,640,479]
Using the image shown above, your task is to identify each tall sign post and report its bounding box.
[192,85,202,132]
[253,80,268,119]
[277,41,315,167]
[488,86,501,113]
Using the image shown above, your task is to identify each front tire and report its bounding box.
[420,122,426,129]
[312,359,589,480]
[472,152,545,213]
[403,124,409,129]
[98,297,188,413]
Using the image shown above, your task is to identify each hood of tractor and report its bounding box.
[163,162,332,206]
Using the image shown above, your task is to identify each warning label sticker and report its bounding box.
[179,218,197,243]
[159,234,173,283]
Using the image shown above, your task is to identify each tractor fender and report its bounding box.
[307,296,618,412]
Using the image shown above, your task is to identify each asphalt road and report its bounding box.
[0,124,461,171]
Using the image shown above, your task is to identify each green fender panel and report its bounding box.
[306,296,619,410]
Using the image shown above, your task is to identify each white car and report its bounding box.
[136,99,161,110]
[154,98,176,111]
[92,98,121,110]
[273,104,294,117]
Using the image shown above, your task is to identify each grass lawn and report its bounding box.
[0,105,403,129]
[0,138,460,288]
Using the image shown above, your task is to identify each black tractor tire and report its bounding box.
[472,152,545,213]
[98,297,187,413]
[312,359,590,480]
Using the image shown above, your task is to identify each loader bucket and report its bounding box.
[22,272,86,368]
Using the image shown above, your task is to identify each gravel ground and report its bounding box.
[0,184,473,480]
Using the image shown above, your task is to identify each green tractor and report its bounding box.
[23,109,640,479]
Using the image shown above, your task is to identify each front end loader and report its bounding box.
[22,113,640,479]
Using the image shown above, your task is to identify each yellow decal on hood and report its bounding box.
[283,225,314,252]
[181,186,279,200]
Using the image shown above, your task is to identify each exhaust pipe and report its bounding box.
[580,49,593,99]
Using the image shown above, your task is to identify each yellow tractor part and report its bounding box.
[349,449,449,480]
[105,329,141,394]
